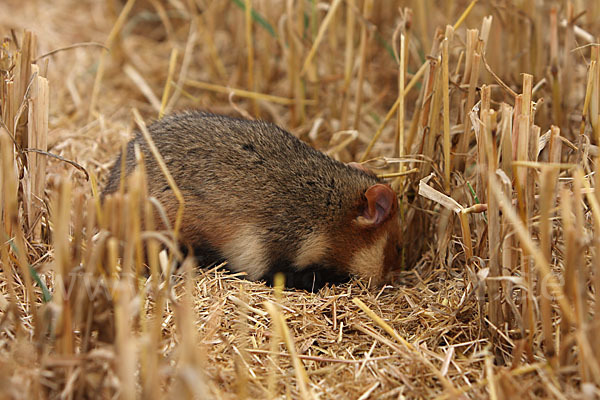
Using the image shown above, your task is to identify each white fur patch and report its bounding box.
[349,232,388,284]
[295,232,329,268]
[222,225,268,279]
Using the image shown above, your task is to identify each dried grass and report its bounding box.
[2,0,600,398]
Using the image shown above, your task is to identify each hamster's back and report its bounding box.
[108,111,379,231]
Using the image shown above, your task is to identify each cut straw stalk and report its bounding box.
[482,108,503,343]
[88,0,136,120]
[184,79,315,106]
[352,0,373,131]
[458,210,474,261]
[442,34,451,192]
[422,57,443,178]
[2,122,39,331]
[125,166,144,277]
[453,0,479,30]
[397,33,406,164]
[414,0,430,53]
[159,48,178,119]
[264,301,312,400]
[499,103,514,178]
[591,48,600,140]
[561,3,574,129]
[13,30,35,145]
[115,283,138,399]
[234,290,251,398]
[519,74,536,359]
[51,180,75,358]
[410,51,438,161]
[595,156,600,363]
[536,162,558,357]
[244,0,258,117]
[25,64,48,240]
[164,17,198,114]
[339,0,356,130]
[284,0,302,124]
[21,31,36,99]
[124,64,162,112]
[572,170,588,316]
[0,129,19,309]
[300,0,342,77]
[456,31,481,171]
[360,60,428,162]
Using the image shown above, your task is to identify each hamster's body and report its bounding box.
[103,111,401,290]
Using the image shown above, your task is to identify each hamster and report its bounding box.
[103,111,402,291]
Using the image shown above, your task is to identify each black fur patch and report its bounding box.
[261,262,350,292]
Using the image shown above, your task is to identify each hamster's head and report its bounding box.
[331,183,402,286]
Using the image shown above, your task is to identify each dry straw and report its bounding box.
[2,0,600,398]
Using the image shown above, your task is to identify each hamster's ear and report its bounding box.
[356,184,396,228]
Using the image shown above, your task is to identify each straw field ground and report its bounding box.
[1,0,600,398]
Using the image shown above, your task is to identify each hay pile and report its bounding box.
[1,0,600,398]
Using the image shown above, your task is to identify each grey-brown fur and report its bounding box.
[104,111,401,290]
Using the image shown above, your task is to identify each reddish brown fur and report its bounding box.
[328,191,401,286]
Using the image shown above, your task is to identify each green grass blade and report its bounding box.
[232,0,277,38]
